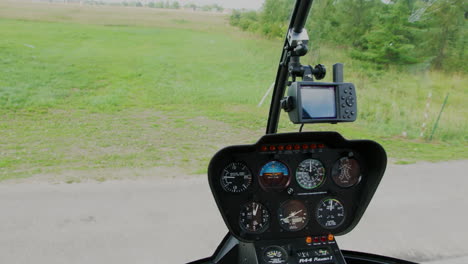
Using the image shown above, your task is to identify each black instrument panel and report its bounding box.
[208,132,386,242]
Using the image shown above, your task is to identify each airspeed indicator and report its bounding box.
[220,162,252,193]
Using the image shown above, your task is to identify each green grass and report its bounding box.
[0,2,466,181]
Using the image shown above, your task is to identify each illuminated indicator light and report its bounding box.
[302,144,309,149]
[328,234,334,241]
[286,145,293,150]
[277,145,285,151]
[313,237,319,243]
[318,144,325,148]
[306,237,313,244]
[310,144,317,149]
[294,144,301,150]
[269,146,276,151]
[321,236,327,242]
[261,146,268,151]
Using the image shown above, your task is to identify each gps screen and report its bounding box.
[301,86,336,119]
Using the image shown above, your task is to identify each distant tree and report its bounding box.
[135,1,143,7]
[171,1,180,9]
[352,0,420,65]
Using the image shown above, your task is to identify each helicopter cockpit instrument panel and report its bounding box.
[208,132,386,264]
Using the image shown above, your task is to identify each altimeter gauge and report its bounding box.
[220,162,252,193]
[278,200,309,231]
[239,201,270,234]
[296,159,326,190]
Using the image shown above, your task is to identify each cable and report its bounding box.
[299,124,304,132]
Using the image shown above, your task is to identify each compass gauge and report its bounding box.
[296,159,326,190]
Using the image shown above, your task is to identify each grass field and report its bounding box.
[0,1,467,181]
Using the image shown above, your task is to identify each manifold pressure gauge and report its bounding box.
[220,162,252,193]
[316,198,345,229]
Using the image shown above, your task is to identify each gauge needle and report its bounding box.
[253,204,259,216]
[282,210,303,222]
[329,200,334,210]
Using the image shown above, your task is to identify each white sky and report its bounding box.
[178,0,264,10]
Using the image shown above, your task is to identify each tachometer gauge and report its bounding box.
[220,162,252,193]
[263,246,288,264]
[296,159,326,190]
[239,202,270,234]
[259,161,290,192]
[278,200,309,231]
[332,157,361,188]
[316,198,345,229]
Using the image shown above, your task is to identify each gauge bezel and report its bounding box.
[278,199,309,232]
[262,246,289,264]
[315,197,346,229]
[220,162,253,193]
[331,157,362,188]
[239,201,271,234]
[258,160,291,192]
[295,158,326,190]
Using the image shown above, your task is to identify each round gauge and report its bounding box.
[316,198,345,229]
[220,162,252,193]
[296,159,326,190]
[259,161,290,192]
[278,200,309,231]
[239,201,270,234]
[332,157,361,188]
[263,246,288,264]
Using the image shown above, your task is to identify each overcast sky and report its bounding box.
[179,0,264,10]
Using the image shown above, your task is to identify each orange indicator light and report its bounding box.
[306,237,313,244]
[328,234,334,241]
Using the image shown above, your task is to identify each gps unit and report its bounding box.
[284,81,357,124]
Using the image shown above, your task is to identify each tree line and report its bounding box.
[230,0,467,72]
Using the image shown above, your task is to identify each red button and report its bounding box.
[318,144,325,148]
[286,145,293,150]
[302,144,309,149]
[294,144,301,150]
[310,144,317,149]
[269,146,276,151]
[313,237,319,243]
[277,145,284,151]
[261,146,268,151]
[321,236,327,242]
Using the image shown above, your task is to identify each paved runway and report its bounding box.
[0,160,467,263]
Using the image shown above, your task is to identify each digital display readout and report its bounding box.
[301,86,336,119]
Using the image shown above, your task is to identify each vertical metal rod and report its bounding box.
[429,93,449,141]
[266,0,314,134]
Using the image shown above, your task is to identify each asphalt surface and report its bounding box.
[0,160,467,264]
